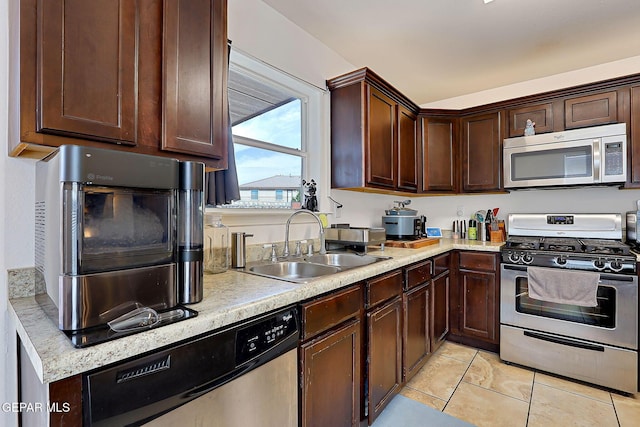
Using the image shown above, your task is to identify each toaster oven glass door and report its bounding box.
[71,186,175,274]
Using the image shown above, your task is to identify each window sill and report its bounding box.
[206,207,332,227]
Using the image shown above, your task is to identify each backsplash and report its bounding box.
[7,268,36,299]
[331,186,640,233]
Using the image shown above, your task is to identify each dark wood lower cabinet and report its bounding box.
[431,270,450,352]
[459,269,496,341]
[402,283,430,382]
[300,319,362,427]
[367,297,403,425]
[449,251,500,352]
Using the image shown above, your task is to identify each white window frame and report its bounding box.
[209,48,329,226]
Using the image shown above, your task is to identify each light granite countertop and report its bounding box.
[9,239,502,385]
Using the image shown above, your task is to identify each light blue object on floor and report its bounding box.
[371,394,477,427]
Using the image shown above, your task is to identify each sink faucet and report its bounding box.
[283,211,327,257]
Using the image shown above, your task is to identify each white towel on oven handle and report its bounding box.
[527,266,600,307]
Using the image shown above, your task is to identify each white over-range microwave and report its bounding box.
[503,123,627,189]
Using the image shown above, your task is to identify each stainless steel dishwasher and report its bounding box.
[83,306,299,426]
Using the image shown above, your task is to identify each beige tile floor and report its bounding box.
[401,341,640,427]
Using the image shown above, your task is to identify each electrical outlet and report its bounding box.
[456,205,465,217]
[335,205,342,218]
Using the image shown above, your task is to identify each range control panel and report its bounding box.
[547,215,574,225]
[235,308,298,366]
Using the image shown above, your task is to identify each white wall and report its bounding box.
[2,0,24,425]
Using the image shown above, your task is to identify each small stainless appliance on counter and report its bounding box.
[382,200,425,240]
[500,213,638,393]
[325,225,386,253]
[35,145,203,346]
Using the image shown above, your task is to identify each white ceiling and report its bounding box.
[262,0,640,105]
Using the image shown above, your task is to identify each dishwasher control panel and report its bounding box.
[236,307,298,365]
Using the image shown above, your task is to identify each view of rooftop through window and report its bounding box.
[221,55,306,209]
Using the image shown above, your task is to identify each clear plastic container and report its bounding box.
[204,214,229,274]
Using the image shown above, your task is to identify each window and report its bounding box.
[221,49,310,209]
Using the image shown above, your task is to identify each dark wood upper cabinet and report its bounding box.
[397,105,419,191]
[36,0,137,144]
[421,116,457,192]
[328,68,419,193]
[18,0,228,169]
[564,91,617,129]
[162,0,228,160]
[367,87,397,188]
[461,111,503,192]
[629,86,640,187]
[507,103,553,137]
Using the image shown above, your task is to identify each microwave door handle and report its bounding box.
[593,139,601,183]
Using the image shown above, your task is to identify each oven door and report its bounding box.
[500,264,638,350]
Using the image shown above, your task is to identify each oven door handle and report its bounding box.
[523,331,605,352]
[502,264,528,272]
[599,274,635,282]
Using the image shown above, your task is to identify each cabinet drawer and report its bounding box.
[301,284,363,340]
[433,252,451,276]
[367,270,403,308]
[458,251,497,272]
[404,260,432,290]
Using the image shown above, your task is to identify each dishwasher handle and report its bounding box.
[186,360,258,399]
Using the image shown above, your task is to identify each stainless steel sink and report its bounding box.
[248,261,341,282]
[304,253,381,268]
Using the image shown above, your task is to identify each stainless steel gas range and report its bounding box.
[500,213,638,394]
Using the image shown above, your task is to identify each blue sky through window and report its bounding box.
[232,99,302,186]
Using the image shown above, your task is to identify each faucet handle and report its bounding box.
[307,243,314,256]
[294,241,302,257]
[263,243,278,262]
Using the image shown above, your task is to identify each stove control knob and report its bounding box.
[609,259,623,272]
[555,256,567,266]
[521,253,533,264]
[508,251,521,263]
[593,258,606,270]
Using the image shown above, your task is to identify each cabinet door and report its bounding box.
[397,105,418,192]
[564,91,617,129]
[162,0,228,162]
[507,103,553,137]
[403,284,430,382]
[37,0,137,143]
[422,117,456,192]
[366,86,397,189]
[459,269,497,343]
[301,320,361,427]
[367,297,402,425]
[431,271,450,352]
[628,86,640,187]
[461,112,502,192]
